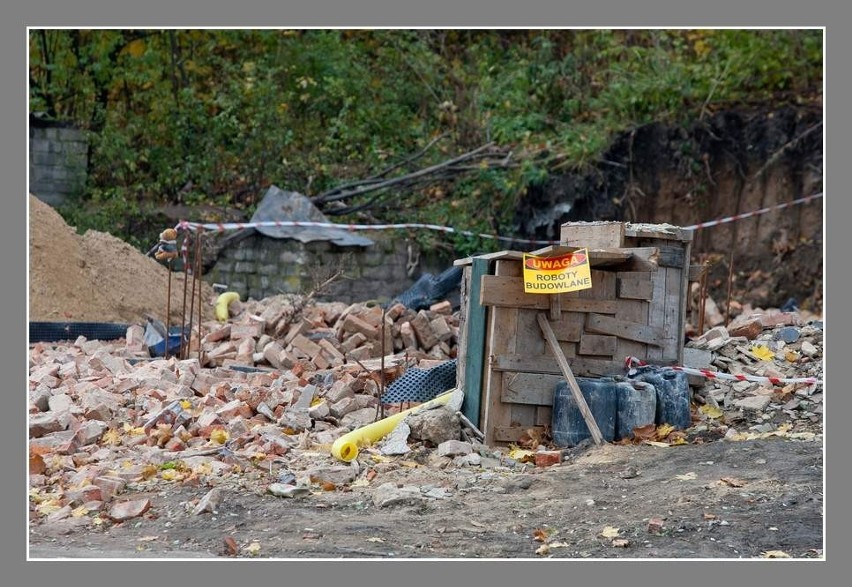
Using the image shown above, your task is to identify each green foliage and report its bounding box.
[30,29,822,250]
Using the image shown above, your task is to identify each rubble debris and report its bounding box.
[28,285,821,537]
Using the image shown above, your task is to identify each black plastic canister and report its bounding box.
[630,368,692,429]
[551,378,620,447]
[615,380,658,440]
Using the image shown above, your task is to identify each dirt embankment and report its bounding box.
[29,194,213,324]
[517,106,823,312]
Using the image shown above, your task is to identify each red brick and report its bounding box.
[342,314,379,339]
[647,517,664,534]
[108,498,152,522]
[92,476,127,501]
[65,485,103,505]
[535,451,562,468]
[429,301,453,315]
[410,311,439,350]
[728,317,763,340]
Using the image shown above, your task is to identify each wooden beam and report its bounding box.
[560,221,625,248]
[537,313,604,445]
[578,334,618,356]
[585,313,665,346]
[491,354,623,377]
[502,372,564,405]
[617,272,654,300]
[480,275,618,312]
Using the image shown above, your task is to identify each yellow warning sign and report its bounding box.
[523,249,593,294]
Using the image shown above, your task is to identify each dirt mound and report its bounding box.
[29,194,213,324]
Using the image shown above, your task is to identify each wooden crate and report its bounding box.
[455,222,693,445]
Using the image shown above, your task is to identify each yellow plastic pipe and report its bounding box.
[214,292,240,322]
[331,390,455,462]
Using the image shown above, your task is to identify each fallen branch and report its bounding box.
[311,142,501,205]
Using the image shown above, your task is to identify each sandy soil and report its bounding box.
[29,195,213,324]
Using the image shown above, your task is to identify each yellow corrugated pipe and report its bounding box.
[330,390,454,462]
[214,292,240,322]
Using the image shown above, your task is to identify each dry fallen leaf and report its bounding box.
[632,423,657,442]
[245,542,261,556]
[535,544,550,556]
[699,405,724,419]
[533,528,550,542]
[599,526,620,539]
[703,513,717,520]
[210,429,230,444]
[101,429,122,446]
[549,542,571,548]
[611,538,630,548]
[675,472,697,481]
[751,345,776,362]
[71,506,89,518]
[366,537,385,543]
[762,550,791,558]
[656,423,675,439]
[320,481,337,492]
[223,536,239,556]
[720,477,746,487]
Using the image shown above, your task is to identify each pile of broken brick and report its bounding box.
[28,297,472,524]
[28,295,823,526]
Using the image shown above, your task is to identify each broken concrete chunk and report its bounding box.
[373,483,424,508]
[437,439,473,457]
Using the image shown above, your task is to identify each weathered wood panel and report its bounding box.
[585,313,663,346]
[617,272,654,300]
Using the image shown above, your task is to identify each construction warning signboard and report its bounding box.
[522,249,593,294]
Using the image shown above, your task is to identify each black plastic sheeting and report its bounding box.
[390,266,463,312]
[381,359,457,404]
[30,322,129,345]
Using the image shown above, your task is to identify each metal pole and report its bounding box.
[196,229,205,363]
[165,260,172,359]
[186,231,199,361]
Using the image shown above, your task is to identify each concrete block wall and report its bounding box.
[206,233,450,304]
[29,124,89,207]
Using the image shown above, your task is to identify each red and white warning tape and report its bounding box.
[174,219,561,246]
[683,193,822,231]
[624,356,822,386]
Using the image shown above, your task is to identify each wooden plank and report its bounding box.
[549,294,562,321]
[480,274,548,309]
[677,240,693,364]
[502,372,564,405]
[529,245,630,266]
[461,259,489,428]
[617,272,654,300]
[480,259,521,446]
[492,354,623,377]
[560,221,625,248]
[494,426,545,443]
[579,335,618,356]
[646,269,667,361]
[455,267,470,389]
[585,313,663,347]
[657,245,686,268]
[624,223,694,242]
[537,313,604,445]
[454,250,525,267]
[480,275,618,313]
[536,406,552,427]
[664,266,684,363]
[547,317,582,342]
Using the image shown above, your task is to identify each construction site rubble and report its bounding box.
[28,292,822,532]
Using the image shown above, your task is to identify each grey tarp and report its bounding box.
[249,185,374,247]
